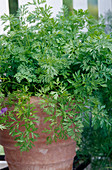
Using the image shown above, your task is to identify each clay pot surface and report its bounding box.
[0,96,76,170]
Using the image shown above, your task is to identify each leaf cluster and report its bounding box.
[0,0,112,151]
[0,90,39,151]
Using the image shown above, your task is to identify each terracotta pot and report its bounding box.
[0,96,76,170]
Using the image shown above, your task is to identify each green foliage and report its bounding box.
[0,124,6,130]
[0,90,39,151]
[37,80,83,144]
[77,125,112,169]
[0,0,112,152]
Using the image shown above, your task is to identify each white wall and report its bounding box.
[18,0,63,17]
[46,0,63,17]
[98,0,112,16]
[0,0,9,35]
[73,0,88,10]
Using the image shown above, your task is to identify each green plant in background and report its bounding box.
[0,0,112,152]
[88,0,98,19]
[0,145,4,155]
[76,7,112,169]
[88,5,98,19]
[77,125,112,169]
[8,0,18,15]
[63,0,73,12]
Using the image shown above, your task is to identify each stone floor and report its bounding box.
[0,159,91,170]
[0,161,8,169]
[0,161,91,170]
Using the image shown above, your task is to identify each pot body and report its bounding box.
[0,97,76,170]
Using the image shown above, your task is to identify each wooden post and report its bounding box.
[8,0,18,15]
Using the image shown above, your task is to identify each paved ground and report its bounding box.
[0,161,8,169]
